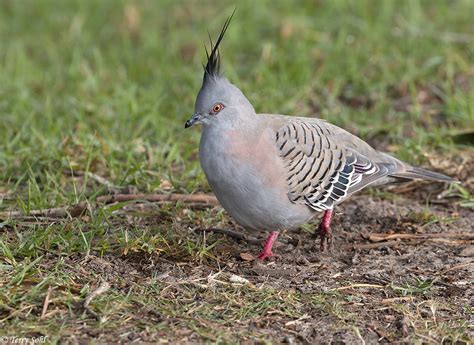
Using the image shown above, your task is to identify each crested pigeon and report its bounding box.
[185,14,455,260]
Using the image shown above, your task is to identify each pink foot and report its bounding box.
[319,210,333,251]
[257,231,279,261]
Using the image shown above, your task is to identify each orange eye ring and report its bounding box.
[211,103,224,114]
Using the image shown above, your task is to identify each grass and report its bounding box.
[390,278,434,296]
[0,0,473,342]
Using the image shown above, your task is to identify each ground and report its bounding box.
[0,0,473,343]
[1,184,472,343]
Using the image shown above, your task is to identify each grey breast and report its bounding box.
[198,124,314,231]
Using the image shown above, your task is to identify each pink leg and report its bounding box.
[318,209,333,251]
[257,231,279,261]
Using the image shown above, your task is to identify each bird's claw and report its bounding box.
[318,224,333,251]
[257,231,279,261]
[257,250,275,261]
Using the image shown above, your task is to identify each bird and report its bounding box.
[185,13,455,260]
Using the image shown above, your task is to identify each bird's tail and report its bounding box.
[392,166,456,183]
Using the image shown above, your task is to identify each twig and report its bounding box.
[366,323,390,341]
[0,305,34,323]
[195,228,261,245]
[84,281,110,308]
[0,202,87,219]
[63,170,122,191]
[96,193,219,206]
[381,297,415,304]
[367,232,474,242]
[251,263,298,277]
[347,233,474,250]
[428,239,472,245]
[437,262,473,276]
[159,276,220,297]
[118,202,212,213]
[83,281,110,320]
[328,283,384,292]
[41,285,52,319]
[388,181,426,194]
[353,326,366,345]
[1,194,219,220]
[343,240,400,250]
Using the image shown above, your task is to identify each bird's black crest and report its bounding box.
[203,10,235,80]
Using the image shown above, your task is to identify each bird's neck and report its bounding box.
[200,113,262,154]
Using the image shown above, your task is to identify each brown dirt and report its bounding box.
[33,184,472,343]
[213,192,473,343]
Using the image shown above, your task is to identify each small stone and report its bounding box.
[459,246,474,257]
[229,274,250,285]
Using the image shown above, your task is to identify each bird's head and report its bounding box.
[185,11,255,130]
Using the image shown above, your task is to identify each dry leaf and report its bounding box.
[240,252,256,261]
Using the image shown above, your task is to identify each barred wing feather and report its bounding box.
[276,119,395,211]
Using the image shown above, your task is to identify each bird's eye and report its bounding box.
[211,103,224,114]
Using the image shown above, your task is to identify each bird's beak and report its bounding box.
[184,112,202,128]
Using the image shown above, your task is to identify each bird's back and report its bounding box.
[259,113,396,164]
[257,113,453,212]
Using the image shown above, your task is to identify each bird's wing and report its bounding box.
[275,118,396,211]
